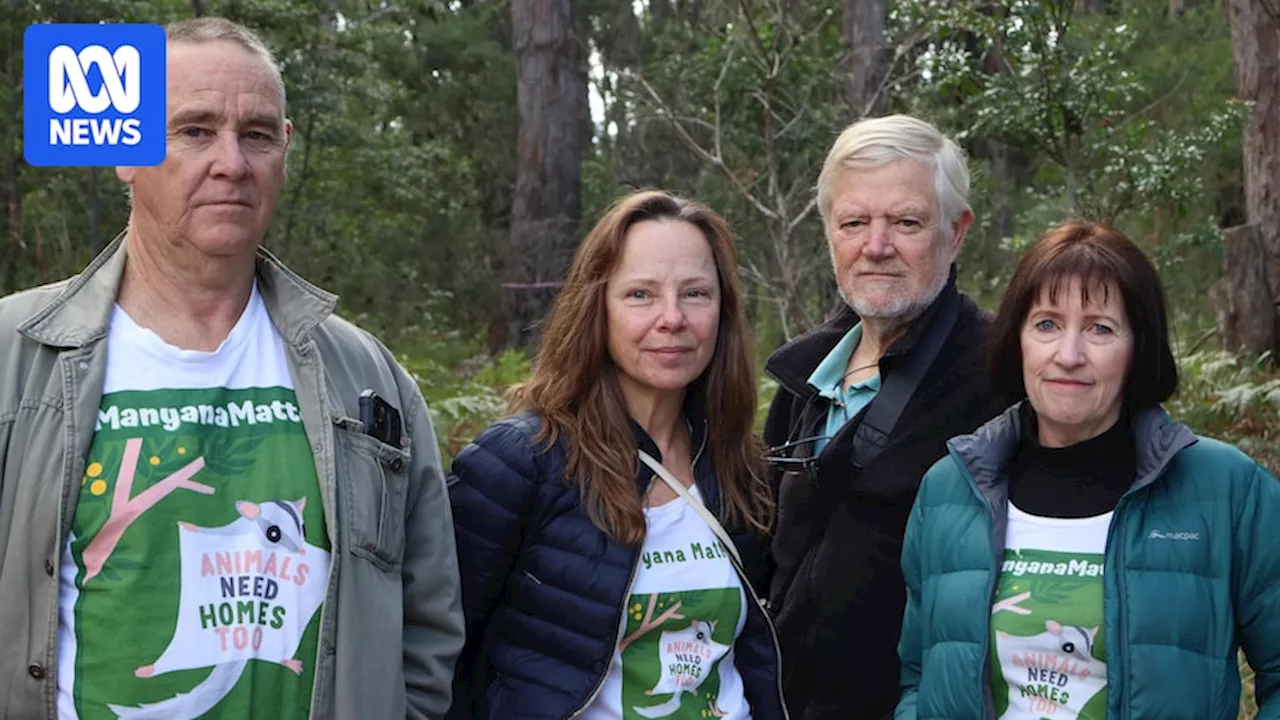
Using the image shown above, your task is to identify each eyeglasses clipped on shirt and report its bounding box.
[764,434,831,475]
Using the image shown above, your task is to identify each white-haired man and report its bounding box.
[763,114,1010,719]
[0,17,462,719]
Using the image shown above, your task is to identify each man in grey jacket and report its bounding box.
[0,17,463,720]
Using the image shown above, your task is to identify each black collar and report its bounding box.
[627,388,714,500]
[765,265,961,398]
[628,387,710,460]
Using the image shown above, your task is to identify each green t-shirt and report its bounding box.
[582,485,751,719]
[56,288,330,719]
[990,502,1112,720]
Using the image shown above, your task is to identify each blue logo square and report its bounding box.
[24,24,167,167]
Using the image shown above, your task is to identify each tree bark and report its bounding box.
[1216,0,1280,356]
[504,0,586,349]
[1213,224,1277,354]
[981,30,1014,278]
[604,0,641,156]
[2,4,21,295]
[88,168,102,255]
[843,0,887,121]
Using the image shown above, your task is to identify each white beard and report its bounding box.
[839,257,951,332]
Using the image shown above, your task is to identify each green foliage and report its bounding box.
[885,0,1244,346]
[1169,350,1280,473]
[397,329,530,463]
[4,0,1271,513]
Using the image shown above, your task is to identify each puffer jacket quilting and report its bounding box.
[896,402,1280,720]
[446,409,785,720]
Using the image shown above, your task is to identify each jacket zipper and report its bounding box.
[728,542,791,719]
[685,423,789,718]
[968,466,1133,720]
[691,421,708,469]
[955,448,999,720]
[567,433,692,719]
[707,422,789,719]
[953,415,1187,720]
[569,424,784,719]
[1099,426,1191,720]
[566,543,643,719]
[1104,497,1129,720]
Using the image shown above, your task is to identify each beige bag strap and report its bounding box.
[638,449,742,567]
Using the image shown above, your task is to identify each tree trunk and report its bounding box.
[1216,0,1280,356]
[2,4,21,295]
[1213,224,1276,353]
[88,168,101,255]
[985,137,1014,267]
[605,0,641,157]
[843,0,887,121]
[504,0,586,350]
[981,33,1014,278]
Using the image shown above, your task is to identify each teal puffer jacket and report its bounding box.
[895,403,1280,720]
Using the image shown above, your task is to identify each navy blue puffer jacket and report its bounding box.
[444,408,786,719]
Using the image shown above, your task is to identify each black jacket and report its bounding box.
[762,271,1010,720]
[446,402,786,719]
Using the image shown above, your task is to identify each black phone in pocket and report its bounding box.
[359,389,404,447]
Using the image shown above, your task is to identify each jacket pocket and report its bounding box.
[334,418,412,571]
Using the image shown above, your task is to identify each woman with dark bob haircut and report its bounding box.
[445,189,785,719]
[894,221,1280,719]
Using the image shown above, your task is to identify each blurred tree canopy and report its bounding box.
[2,0,1276,439]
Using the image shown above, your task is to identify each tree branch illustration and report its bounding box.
[620,594,685,651]
[82,437,212,582]
[991,591,1032,616]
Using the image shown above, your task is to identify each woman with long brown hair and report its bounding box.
[444,189,784,720]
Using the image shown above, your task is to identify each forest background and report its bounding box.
[3,0,1278,714]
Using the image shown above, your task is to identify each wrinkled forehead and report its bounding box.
[165,39,286,118]
[828,158,941,213]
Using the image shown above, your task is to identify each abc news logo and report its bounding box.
[48,44,143,146]
[24,24,166,167]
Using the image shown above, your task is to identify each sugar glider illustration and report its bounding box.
[632,619,731,718]
[106,498,329,719]
[995,619,1107,718]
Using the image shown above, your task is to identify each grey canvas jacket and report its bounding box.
[0,234,464,719]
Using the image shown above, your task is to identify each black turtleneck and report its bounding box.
[1007,404,1138,518]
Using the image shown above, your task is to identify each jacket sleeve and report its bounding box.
[398,378,467,720]
[1235,462,1280,718]
[444,419,539,719]
[895,472,929,720]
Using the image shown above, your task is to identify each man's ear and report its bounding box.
[948,207,975,258]
[282,118,293,181]
[115,166,136,185]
